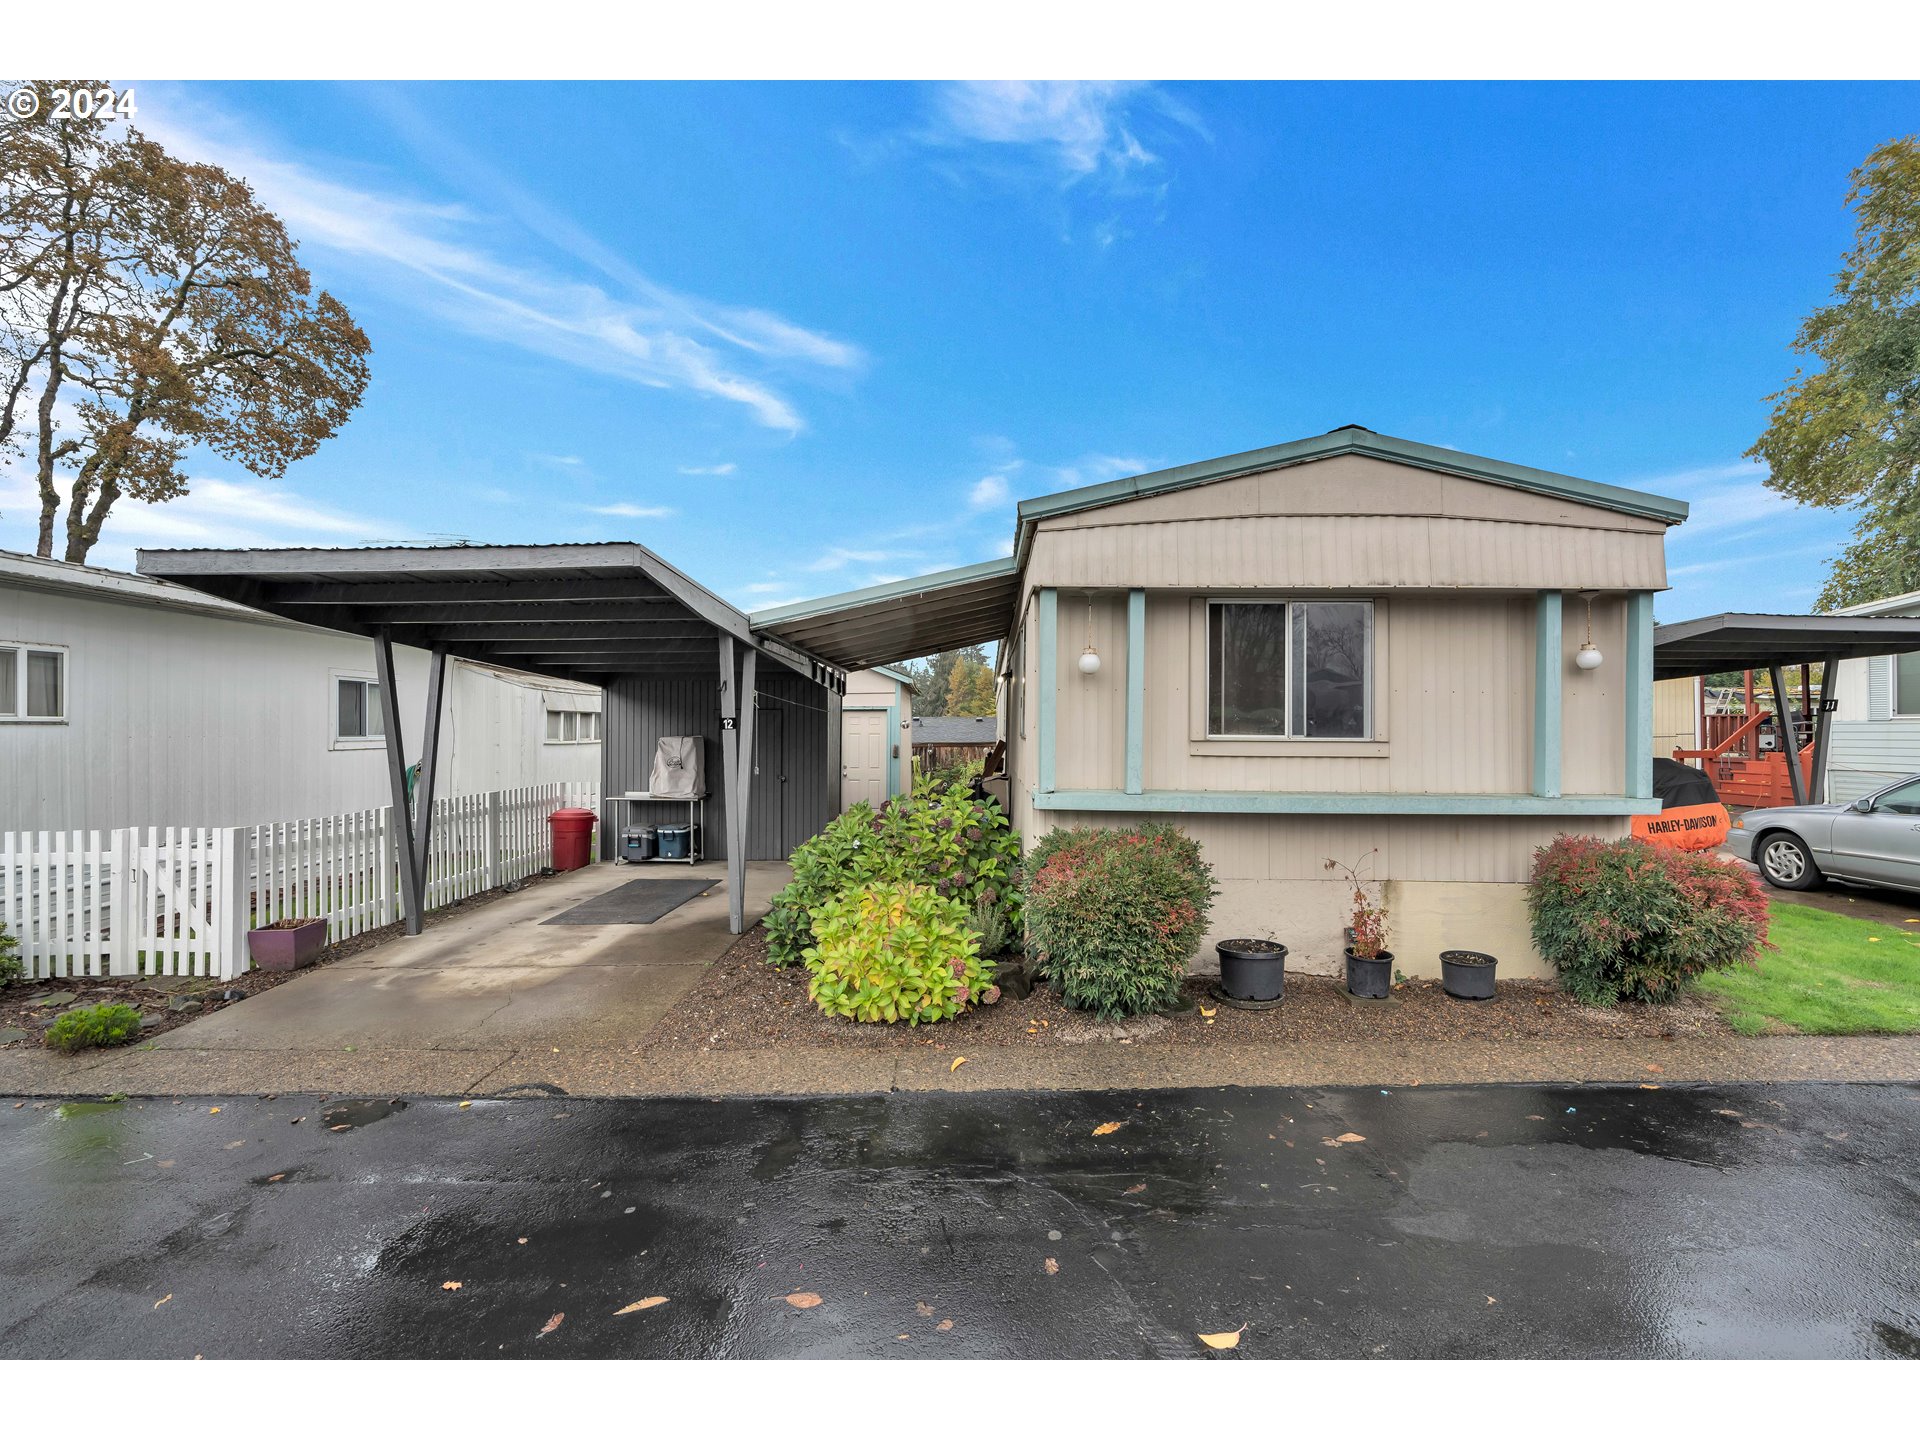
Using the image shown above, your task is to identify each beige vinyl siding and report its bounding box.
[1046,590,1626,797]
[1026,454,1667,593]
[1652,676,1699,763]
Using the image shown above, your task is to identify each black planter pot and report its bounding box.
[1440,950,1498,1001]
[1345,948,1394,999]
[1216,939,1287,1003]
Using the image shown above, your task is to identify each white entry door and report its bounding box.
[841,710,890,811]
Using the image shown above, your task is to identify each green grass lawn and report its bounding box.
[1696,900,1920,1036]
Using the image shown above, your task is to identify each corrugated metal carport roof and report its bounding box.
[136,542,836,685]
[1654,613,1920,680]
[750,556,1020,671]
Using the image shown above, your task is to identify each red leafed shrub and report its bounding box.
[1527,835,1772,1006]
[1024,823,1216,1019]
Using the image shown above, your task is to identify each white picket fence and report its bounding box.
[2,783,595,982]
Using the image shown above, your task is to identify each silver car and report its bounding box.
[1728,774,1920,892]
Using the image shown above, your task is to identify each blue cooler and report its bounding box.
[656,824,692,860]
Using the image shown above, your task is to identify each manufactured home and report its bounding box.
[0,549,601,832]
[138,428,1719,968]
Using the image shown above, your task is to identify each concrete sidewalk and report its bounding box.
[0,860,789,1098]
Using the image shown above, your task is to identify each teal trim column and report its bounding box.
[1625,591,1655,799]
[886,702,900,796]
[1532,590,1563,799]
[1125,589,1146,795]
[1036,588,1058,794]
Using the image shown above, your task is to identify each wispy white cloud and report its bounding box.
[804,546,918,573]
[534,454,585,468]
[133,92,862,433]
[969,473,1011,509]
[0,463,412,572]
[679,462,737,476]
[584,502,676,520]
[925,83,1187,182]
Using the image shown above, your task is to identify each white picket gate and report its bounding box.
[2,784,596,982]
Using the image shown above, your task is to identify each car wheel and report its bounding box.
[1757,831,1822,890]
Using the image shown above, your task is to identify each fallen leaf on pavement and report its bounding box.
[224,1140,245,1150]
[289,1117,302,1125]
[1639,1084,1661,1090]
[441,1280,463,1291]
[937,1319,953,1331]
[916,1301,934,1317]
[1044,1258,1059,1275]
[785,1292,824,1309]
[950,1057,967,1072]
[614,1297,668,1314]
[538,1312,565,1336]
[154,1294,172,1308]
[1092,1121,1124,1136]
[1123,1183,1146,1195]
[1487,1296,1498,1305]
[517,1237,528,1245]
[1197,1325,1246,1350]
[329,1124,351,1132]
[266,1174,285,1183]
[458,1101,472,1109]
[1322,1133,1366,1147]
[207,1107,221,1115]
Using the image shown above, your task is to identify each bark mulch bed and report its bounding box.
[643,925,1735,1053]
[0,870,566,1051]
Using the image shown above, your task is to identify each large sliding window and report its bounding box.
[1207,600,1372,740]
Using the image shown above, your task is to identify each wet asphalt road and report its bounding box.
[2,1083,1917,1359]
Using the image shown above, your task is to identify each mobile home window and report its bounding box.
[545,708,600,744]
[1207,601,1372,739]
[0,643,66,721]
[336,677,384,740]
[1896,653,1920,716]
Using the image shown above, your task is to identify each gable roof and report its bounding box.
[1012,424,1689,567]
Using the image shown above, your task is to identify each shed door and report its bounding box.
[841,710,889,811]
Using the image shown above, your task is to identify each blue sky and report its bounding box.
[7,80,1916,624]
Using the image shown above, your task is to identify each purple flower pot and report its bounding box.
[248,918,328,972]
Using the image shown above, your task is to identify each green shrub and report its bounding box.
[0,922,21,987]
[45,1003,143,1053]
[803,881,996,1024]
[971,894,1012,957]
[1024,823,1215,1020]
[765,780,1022,967]
[1528,835,1771,1006]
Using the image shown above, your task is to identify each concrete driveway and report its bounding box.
[12,861,789,1097]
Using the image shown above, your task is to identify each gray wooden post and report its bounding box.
[373,629,423,934]
[1809,653,1839,804]
[733,646,757,934]
[1768,663,1809,807]
[411,644,448,903]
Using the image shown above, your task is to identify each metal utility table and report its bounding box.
[612,791,707,864]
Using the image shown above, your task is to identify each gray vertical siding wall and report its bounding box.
[601,664,829,861]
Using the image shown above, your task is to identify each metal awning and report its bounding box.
[1655,611,1920,808]
[750,556,1021,670]
[138,543,843,938]
[1653,613,1920,680]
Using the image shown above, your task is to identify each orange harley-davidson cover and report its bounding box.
[1631,803,1731,852]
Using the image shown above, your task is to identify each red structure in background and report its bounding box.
[1672,668,1814,810]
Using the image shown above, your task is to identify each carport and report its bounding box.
[137,543,844,936]
[1655,612,1920,805]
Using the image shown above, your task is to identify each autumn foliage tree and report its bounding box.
[1750,136,1920,610]
[1,78,370,562]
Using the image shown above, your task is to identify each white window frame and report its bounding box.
[1203,598,1376,742]
[0,640,68,724]
[331,671,386,750]
[1892,653,1920,718]
[544,706,602,745]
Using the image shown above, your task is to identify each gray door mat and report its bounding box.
[541,877,718,926]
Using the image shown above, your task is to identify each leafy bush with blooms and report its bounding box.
[44,1002,143,1053]
[0,922,21,988]
[804,881,997,1024]
[764,781,1022,968]
[1528,835,1771,1006]
[1024,823,1215,1019]
[1325,851,1390,958]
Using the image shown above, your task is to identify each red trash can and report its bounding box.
[547,807,598,872]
